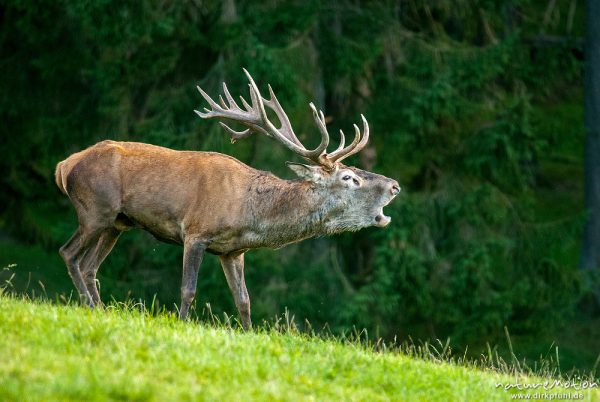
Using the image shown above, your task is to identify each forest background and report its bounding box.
[1,0,597,374]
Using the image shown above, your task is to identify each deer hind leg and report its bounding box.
[220,253,251,330]
[59,226,104,306]
[79,228,121,307]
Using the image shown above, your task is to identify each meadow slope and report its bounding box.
[0,295,597,401]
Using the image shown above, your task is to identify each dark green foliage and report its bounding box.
[0,0,594,371]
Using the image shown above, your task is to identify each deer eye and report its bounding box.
[353,178,360,185]
[342,175,352,181]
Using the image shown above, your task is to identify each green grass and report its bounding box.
[1,294,598,401]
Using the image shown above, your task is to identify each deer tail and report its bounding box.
[55,160,69,196]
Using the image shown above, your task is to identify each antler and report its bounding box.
[195,69,369,170]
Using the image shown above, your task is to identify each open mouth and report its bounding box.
[374,195,396,228]
[374,208,391,227]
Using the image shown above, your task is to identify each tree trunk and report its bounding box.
[581,0,600,278]
[220,0,237,24]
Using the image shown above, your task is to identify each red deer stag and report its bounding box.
[55,70,400,329]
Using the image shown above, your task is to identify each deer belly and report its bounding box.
[119,210,183,245]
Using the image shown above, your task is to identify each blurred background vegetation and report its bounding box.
[1,0,597,374]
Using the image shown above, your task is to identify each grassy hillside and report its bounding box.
[0,294,597,401]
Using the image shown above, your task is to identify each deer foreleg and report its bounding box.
[220,253,251,330]
[179,240,206,320]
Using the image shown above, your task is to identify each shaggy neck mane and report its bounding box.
[245,173,330,247]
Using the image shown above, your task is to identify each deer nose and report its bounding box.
[391,183,401,196]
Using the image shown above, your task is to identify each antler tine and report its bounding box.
[308,103,330,156]
[327,124,360,161]
[354,114,370,152]
[219,122,252,143]
[218,95,227,109]
[222,82,240,110]
[328,114,370,163]
[238,94,252,112]
[335,130,346,153]
[246,82,264,120]
[267,84,302,147]
[194,86,222,118]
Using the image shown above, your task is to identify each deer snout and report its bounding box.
[390,182,401,196]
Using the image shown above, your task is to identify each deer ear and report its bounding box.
[286,162,324,182]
